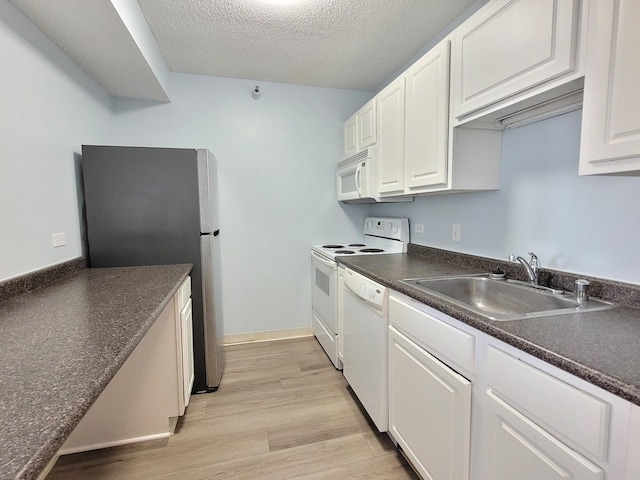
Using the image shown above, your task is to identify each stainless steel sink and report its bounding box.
[401,274,614,321]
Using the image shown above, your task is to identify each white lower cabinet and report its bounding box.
[337,266,345,365]
[474,341,632,480]
[388,290,637,480]
[60,277,193,454]
[482,389,603,480]
[389,325,471,480]
[626,405,640,479]
[388,292,475,479]
[176,276,194,415]
[178,298,194,412]
[480,346,606,480]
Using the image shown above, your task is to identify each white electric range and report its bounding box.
[310,217,409,368]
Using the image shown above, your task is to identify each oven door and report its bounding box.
[311,251,337,333]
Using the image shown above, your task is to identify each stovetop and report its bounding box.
[311,217,409,261]
[312,243,387,259]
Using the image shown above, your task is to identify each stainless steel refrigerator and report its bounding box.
[82,145,224,393]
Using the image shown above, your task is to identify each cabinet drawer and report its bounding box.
[389,295,474,375]
[486,346,610,459]
[177,276,191,311]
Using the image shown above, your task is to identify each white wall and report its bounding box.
[113,73,371,335]
[0,0,114,281]
[372,110,640,285]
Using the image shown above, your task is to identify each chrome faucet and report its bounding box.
[509,252,539,285]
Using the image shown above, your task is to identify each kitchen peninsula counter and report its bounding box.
[0,263,192,480]
[337,245,640,407]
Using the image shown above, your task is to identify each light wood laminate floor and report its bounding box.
[49,337,418,479]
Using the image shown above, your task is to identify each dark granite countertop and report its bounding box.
[337,246,640,407]
[0,264,192,480]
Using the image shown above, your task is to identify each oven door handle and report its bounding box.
[311,251,337,269]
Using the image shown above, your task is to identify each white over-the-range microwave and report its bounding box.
[336,147,412,203]
[336,149,375,202]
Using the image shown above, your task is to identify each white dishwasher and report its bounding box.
[341,266,389,432]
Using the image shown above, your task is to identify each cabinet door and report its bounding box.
[580,0,640,175]
[625,405,640,479]
[405,38,450,191]
[389,326,471,480]
[357,99,377,151]
[180,299,195,410]
[452,0,580,120]
[344,113,358,158]
[376,76,406,195]
[483,389,604,480]
[337,269,345,365]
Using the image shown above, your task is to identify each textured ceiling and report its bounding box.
[9,0,478,98]
[137,0,477,91]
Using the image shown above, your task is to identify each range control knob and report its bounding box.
[392,226,399,234]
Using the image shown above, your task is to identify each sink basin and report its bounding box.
[401,274,614,321]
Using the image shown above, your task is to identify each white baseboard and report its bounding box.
[223,327,313,345]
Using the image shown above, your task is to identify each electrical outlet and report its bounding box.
[415,223,425,233]
[452,224,461,242]
[52,232,66,248]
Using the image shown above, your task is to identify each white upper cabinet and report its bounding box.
[343,99,376,159]
[580,0,640,175]
[343,113,358,158]
[371,36,502,197]
[376,76,406,195]
[357,100,377,151]
[451,0,584,125]
[404,38,450,192]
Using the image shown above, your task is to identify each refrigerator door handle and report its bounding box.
[214,229,220,237]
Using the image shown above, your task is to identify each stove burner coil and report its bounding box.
[322,244,344,249]
[335,250,356,254]
[349,243,366,247]
[360,248,384,253]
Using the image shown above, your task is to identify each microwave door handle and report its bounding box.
[355,163,362,197]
